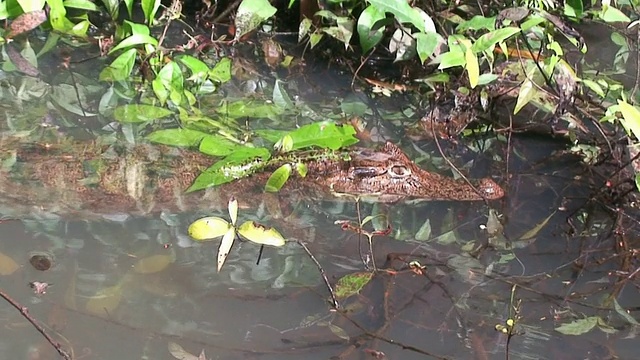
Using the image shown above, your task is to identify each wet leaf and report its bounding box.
[133,254,175,274]
[286,122,358,150]
[0,251,20,275]
[234,0,277,40]
[613,299,639,325]
[228,197,238,226]
[188,217,231,241]
[217,227,236,272]
[265,164,292,192]
[328,324,350,341]
[519,211,555,240]
[335,272,373,300]
[555,317,598,335]
[85,284,124,316]
[113,104,173,123]
[237,221,286,247]
[6,9,47,39]
[168,342,203,360]
[414,218,432,241]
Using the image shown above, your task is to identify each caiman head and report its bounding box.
[328,142,504,202]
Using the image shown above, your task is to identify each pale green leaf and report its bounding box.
[555,317,598,335]
[265,164,292,192]
[237,221,286,247]
[188,217,231,241]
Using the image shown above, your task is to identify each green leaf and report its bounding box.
[564,0,583,17]
[178,55,209,81]
[617,100,640,140]
[113,104,173,123]
[285,122,358,150]
[274,134,294,152]
[109,33,158,54]
[415,32,441,64]
[63,0,99,11]
[367,0,425,32]
[209,57,232,83]
[234,0,277,40]
[599,6,630,23]
[237,221,286,246]
[438,50,466,69]
[471,27,521,53]
[20,0,45,12]
[265,164,292,192]
[613,298,639,325]
[457,15,496,32]
[217,227,236,271]
[357,5,385,53]
[295,162,307,177]
[147,128,210,147]
[272,79,294,109]
[198,135,242,156]
[141,0,161,25]
[188,216,232,241]
[188,147,271,192]
[322,18,354,48]
[335,272,374,299]
[221,100,284,119]
[555,317,598,335]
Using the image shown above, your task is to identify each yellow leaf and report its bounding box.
[85,284,123,316]
[0,251,19,275]
[617,100,640,141]
[133,253,175,274]
[237,221,286,247]
[465,47,479,88]
[188,216,231,241]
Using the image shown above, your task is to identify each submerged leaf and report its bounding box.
[237,221,286,247]
[168,342,202,360]
[188,217,231,241]
[133,254,175,274]
[113,104,173,123]
[85,284,124,316]
[555,317,598,335]
[0,251,20,275]
[335,272,373,300]
[217,227,236,272]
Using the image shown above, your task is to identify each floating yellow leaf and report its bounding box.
[237,221,286,247]
[0,251,20,275]
[133,253,175,274]
[188,216,231,241]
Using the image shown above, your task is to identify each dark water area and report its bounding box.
[0,36,637,360]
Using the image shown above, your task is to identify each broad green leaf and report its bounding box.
[471,27,521,53]
[133,254,174,274]
[100,50,133,76]
[0,251,19,275]
[415,32,440,64]
[63,0,99,11]
[124,20,150,35]
[285,122,358,150]
[188,216,232,241]
[147,128,210,147]
[178,55,209,81]
[141,0,161,25]
[198,135,242,156]
[237,221,286,246]
[477,73,498,85]
[581,79,604,97]
[221,100,284,119]
[209,57,232,83]
[113,104,173,123]
[234,0,277,40]
[188,147,271,191]
[274,134,294,152]
[228,197,238,226]
[367,0,425,32]
[617,100,640,141]
[599,6,630,23]
[109,33,158,54]
[272,79,294,109]
[465,47,479,88]
[564,0,583,17]
[265,164,292,192]
[555,317,598,335]
[457,15,496,32]
[358,6,385,53]
[217,227,236,271]
[335,272,374,299]
[438,50,466,69]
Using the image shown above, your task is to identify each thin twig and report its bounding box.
[295,240,339,309]
[0,288,71,359]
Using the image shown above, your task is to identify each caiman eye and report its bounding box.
[388,165,410,177]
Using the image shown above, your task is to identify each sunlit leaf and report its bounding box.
[599,6,630,23]
[63,0,99,11]
[133,254,175,274]
[188,147,271,192]
[465,47,479,88]
[113,104,173,123]
[85,283,124,316]
[188,217,231,241]
[141,0,161,25]
[438,50,466,69]
[367,0,425,32]
[617,100,640,141]
[0,251,20,275]
[234,0,277,40]
[471,27,521,53]
[265,164,291,192]
[555,317,598,335]
[99,48,137,82]
[217,227,236,272]
[209,57,232,83]
[237,221,286,247]
[109,33,158,54]
[357,5,386,53]
[335,272,373,299]
[415,32,441,64]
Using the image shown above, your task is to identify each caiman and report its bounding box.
[0,138,504,219]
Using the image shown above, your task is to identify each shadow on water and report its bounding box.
[0,130,634,360]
